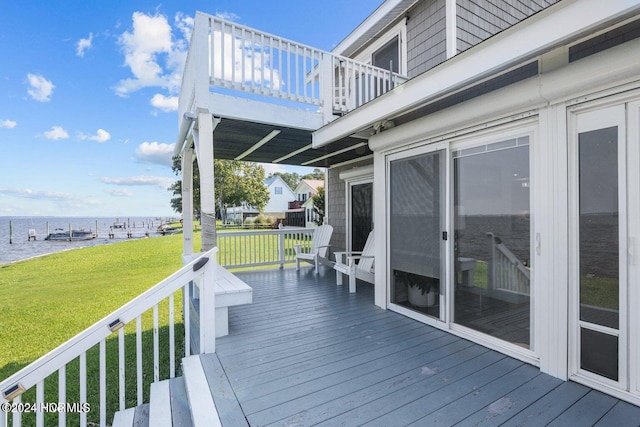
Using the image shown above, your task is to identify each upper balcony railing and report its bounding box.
[180,13,408,124]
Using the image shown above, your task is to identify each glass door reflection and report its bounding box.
[453,137,531,348]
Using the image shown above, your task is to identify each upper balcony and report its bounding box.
[178,12,408,167]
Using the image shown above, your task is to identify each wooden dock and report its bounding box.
[201,266,640,426]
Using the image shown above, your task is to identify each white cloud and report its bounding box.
[150,94,178,112]
[0,187,74,201]
[76,32,94,57]
[44,126,69,140]
[0,119,17,129]
[211,29,282,90]
[115,12,187,96]
[105,188,134,197]
[215,11,240,22]
[79,128,111,143]
[135,141,175,166]
[100,175,174,189]
[27,73,55,102]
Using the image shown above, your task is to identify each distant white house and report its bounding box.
[263,175,295,218]
[226,176,294,224]
[287,179,324,227]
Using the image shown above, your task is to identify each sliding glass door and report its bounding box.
[389,147,446,321]
[452,137,531,348]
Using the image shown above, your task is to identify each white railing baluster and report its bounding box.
[153,305,159,383]
[184,284,190,357]
[169,294,175,378]
[99,340,106,427]
[79,352,87,427]
[58,366,66,426]
[287,43,291,99]
[136,316,142,405]
[118,328,125,410]
[241,27,246,90]
[35,381,43,427]
[250,30,255,89]
[231,24,236,85]
[0,249,217,426]
[11,394,21,427]
[220,22,226,82]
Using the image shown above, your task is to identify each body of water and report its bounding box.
[0,216,177,265]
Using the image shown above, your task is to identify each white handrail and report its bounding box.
[180,12,408,124]
[486,232,530,295]
[0,248,218,427]
[217,227,315,269]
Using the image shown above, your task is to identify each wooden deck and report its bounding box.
[208,266,640,426]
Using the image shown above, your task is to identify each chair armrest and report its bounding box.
[334,251,362,264]
[346,255,374,261]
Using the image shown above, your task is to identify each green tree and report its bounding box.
[302,168,325,181]
[267,171,300,191]
[169,157,269,219]
[169,155,200,216]
[311,186,325,226]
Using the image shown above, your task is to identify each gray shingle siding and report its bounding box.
[407,0,447,78]
[326,159,373,253]
[457,0,559,53]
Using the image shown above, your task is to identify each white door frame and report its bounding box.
[386,141,450,326]
[568,100,630,395]
[340,165,373,253]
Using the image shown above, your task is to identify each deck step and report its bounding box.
[112,404,149,427]
[200,353,249,427]
[149,380,172,426]
[182,355,222,426]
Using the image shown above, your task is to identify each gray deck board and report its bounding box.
[169,377,193,427]
[206,266,639,426]
[200,353,249,427]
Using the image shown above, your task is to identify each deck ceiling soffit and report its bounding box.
[209,118,372,168]
[314,0,640,148]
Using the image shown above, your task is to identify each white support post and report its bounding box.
[278,232,285,268]
[199,254,217,353]
[320,54,335,123]
[445,0,457,59]
[182,145,194,262]
[196,111,217,252]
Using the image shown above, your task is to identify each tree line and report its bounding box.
[169,156,324,219]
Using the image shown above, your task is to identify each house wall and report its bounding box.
[327,159,374,254]
[368,29,640,404]
[456,0,559,53]
[263,177,295,217]
[401,0,559,78]
[406,0,447,78]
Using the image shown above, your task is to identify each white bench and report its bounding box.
[213,265,252,337]
[189,265,252,346]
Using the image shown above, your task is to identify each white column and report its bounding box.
[445,0,457,59]
[195,111,217,251]
[182,145,195,263]
[373,151,387,309]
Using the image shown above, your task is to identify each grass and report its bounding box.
[0,232,201,425]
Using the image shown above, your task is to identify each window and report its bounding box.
[274,186,283,195]
[372,36,399,73]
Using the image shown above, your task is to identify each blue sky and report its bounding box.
[0,1,382,217]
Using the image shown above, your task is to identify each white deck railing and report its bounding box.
[486,232,530,295]
[180,13,408,123]
[0,248,218,427]
[217,227,315,269]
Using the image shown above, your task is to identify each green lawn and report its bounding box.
[0,232,201,425]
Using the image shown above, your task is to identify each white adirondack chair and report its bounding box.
[333,230,375,293]
[295,224,333,274]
